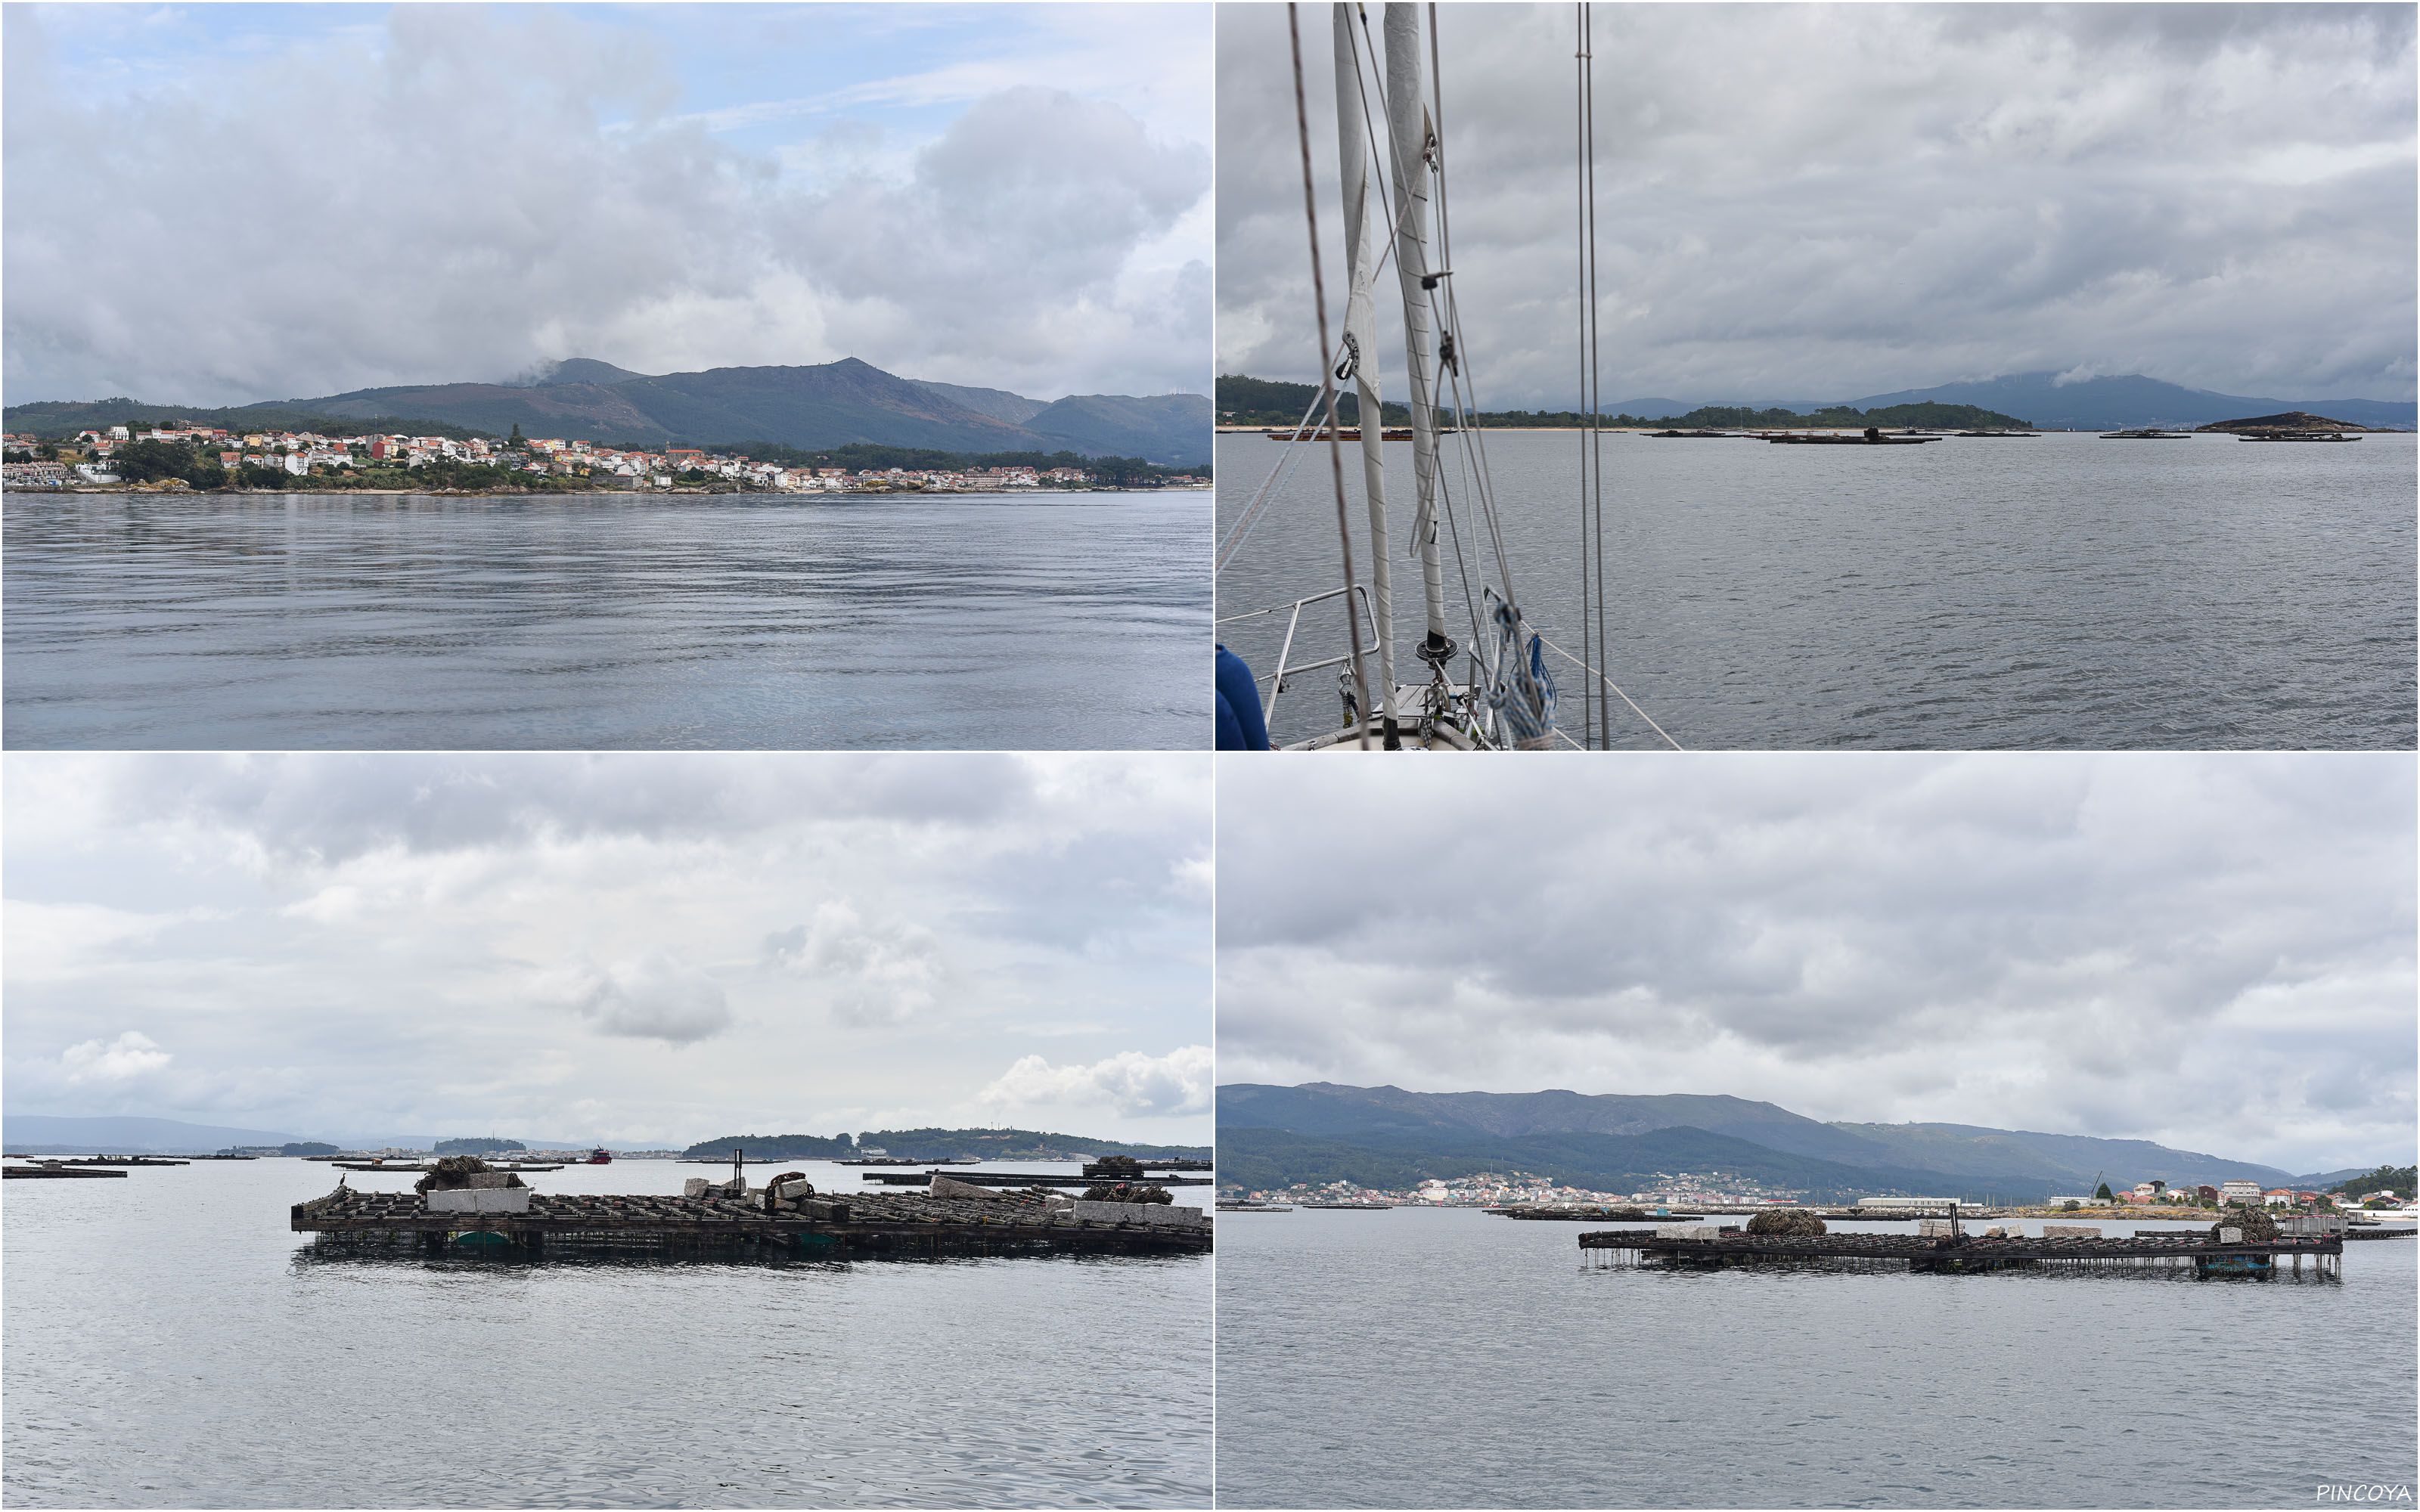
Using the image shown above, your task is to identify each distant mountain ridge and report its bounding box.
[1605,373,2414,432]
[7,358,1211,466]
[1218,1083,2320,1195]
[262,357,1209,464]
[5,1113,1210,1160]
[679,1127,1212,1160]
[1218,1123,1989,1203]
[5,1114,591,1152]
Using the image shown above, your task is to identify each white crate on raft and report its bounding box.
[425,1187,531,1214]
[1070,1200,1208,1229]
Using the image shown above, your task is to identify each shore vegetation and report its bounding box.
[1215,373,2034,431]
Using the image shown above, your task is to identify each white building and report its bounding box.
[2218,1179,2262,1204]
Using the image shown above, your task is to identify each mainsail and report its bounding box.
[1333,4,1399,733]
[1381,4,1455,675]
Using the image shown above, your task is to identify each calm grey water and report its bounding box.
[4,491,1208,751]
[2,1159,1211,1508]
[1214,1207,2417,1508]
[1214,431,2415,749]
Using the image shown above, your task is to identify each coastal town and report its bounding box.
[1227,1168,2420,1218]
[0,423,1206,494]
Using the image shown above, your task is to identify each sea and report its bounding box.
[1212,1206,2418,1509]
[2,490,1208,751]
[1,1157,1212,1509]
[1213,429,2416,749]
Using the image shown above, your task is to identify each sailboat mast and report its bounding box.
[1382,4,1454,666]
[1334,3,1399,727]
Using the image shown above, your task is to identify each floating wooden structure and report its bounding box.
[2,1154,188,1166]
[1767,429,1941,445]
[872,1168,1215,1187]
[1491,1205,1705,1221]
[330,1161,565,1173]
[6,1165,130,1179]
[290,1186,1211,1257]
[1578,1227,2344,1278]
[1087,1157,1212,1173]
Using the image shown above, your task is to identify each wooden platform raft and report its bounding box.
[292,1185,1210,1258]
[1578,1227,2342,1277]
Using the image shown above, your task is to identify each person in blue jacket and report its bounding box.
[1215,644,1270,750]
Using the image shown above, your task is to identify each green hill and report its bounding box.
[1218,1083,2298,1195]
[1212,374,2031,431]
[10,360,1212,466]
[2,397,497,442]
[1217,1125,2041,1202]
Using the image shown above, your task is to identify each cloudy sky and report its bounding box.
[5,2,1210,407]
[1217,754,2415,1175]
[5,753,1212,1148]
[1218,3,2416,408]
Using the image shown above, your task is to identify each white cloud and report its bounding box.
[61,1030,172,1084]
[2,900,220,979]
[767,902,945,1027]
[5,751,1209,1145]
[1216,754,2415,1174]
[981,1045,1212,1118]
[4,8,1211,405]
[533,952,733,1046]
[1216,3,2415,404]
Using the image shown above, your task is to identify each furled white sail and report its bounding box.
[1334,2,1398,724]
[1382,3,1452,663]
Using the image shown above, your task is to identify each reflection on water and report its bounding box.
[5,491,1209,750]
[1216,431,2415,749]
[4,1160,1212,1508]
[1215,1207,2416,1509]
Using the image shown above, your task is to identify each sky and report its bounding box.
[1217,3,2417,409]
[1215,754,2415,1176]
[4,753,1212,1149]
[3,3,1212,407]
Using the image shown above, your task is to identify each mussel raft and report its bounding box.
[292,1185,1212,1257]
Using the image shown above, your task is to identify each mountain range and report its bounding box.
[3,1114,1212,1161]
[8,358,1213,466]
[1216,1083,2374,1200]
[1606,372,2415,432]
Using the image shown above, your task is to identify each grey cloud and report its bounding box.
[767,902,945,1027]
[5,751,1212,1147]
[771,86,1211,395]
[539,952,734,1046]
[5,11,1208,405]
[1215,754,2415,1171]
[1217,3,2415,405]
[59,752,1034,868]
